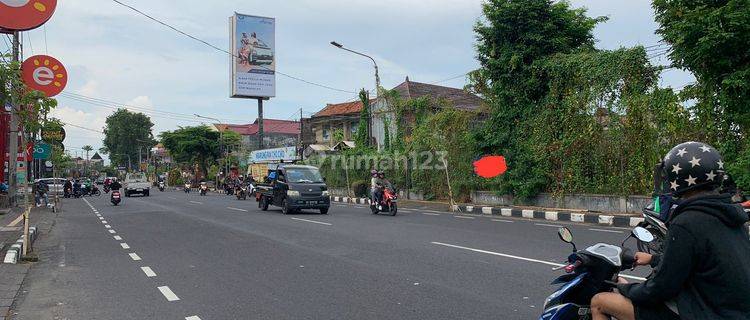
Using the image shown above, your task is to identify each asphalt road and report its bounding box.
[10,189,647,320]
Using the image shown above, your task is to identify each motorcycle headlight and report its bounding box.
[287,190,300,197]
[322,190,329,196]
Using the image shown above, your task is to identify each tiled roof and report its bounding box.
[390,78,482,110]
[214,119,300,136]
[313,100,368,117]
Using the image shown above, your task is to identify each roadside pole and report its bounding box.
[22,205,30,257]
[257,98,264,150]
[7,31,20,206]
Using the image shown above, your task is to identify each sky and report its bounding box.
[5,0,694,162]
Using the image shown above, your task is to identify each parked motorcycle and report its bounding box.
[199,183,208,196]
[184,183,191,193]
[539,226,654,320]
[111,190,122,206]
[370,187,398,216]
[236,186,247,200]
[158,181,165,192]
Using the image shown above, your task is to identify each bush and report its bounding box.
[351,180,369,198]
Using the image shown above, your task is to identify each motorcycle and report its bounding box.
[64,186,72,198]
[111,190,122,206]
[236,186,247,200]
[636,201,667,255]
[199,184,208,196]
[158,181,165,192]
[370,186,398,216]
[90,185,101,197]
[184,183,191,193]
[73,187,83,198]
[103,184,110,194]
[539,226,654,320]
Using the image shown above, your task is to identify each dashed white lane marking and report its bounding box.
[454,216,475,219]
[185,316,201,320]
[141,266,156,277]
[189,201,203,204]
[108,230,116,234]
[98,216,103,219]
[492,219,514,223]
[102,220,108,223]
[589,228,623,234]
[290,217,332,226]
[105,225,111,229]
[129,253,141,261]
[431,241,646,281]
[158,286,180,301]
[535,223,563,228]
[227,207,248,212]
[422,212,440,216]
[120,243,130,249]
[113,235,123,240]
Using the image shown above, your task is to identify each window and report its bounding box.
[350,122,358,135]
[322,127,330,141]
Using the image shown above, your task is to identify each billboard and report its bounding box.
[230,13,275,98]
[249,147,297,163]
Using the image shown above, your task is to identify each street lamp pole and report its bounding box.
[330,41,379,146]
[195,114,224,186]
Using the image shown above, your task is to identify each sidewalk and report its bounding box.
[0,205,57,319]
[332,195,644,228]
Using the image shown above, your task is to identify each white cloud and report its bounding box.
[78,80,99,96]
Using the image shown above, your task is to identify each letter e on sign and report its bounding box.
[21,55,67,97]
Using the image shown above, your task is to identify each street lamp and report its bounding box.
[330,41,380,146]
[195,114,225,186]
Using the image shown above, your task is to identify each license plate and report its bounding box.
[137,189,143,191]
[307,201,317,205]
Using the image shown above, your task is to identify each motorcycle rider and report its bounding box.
[109,177,122,191]
[73,179,82,197]
[590,142,750,320]
[370,170,385,204]
[63,178,73,197]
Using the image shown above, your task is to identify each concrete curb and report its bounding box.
[331,197,643,228]
[3,226,38,264]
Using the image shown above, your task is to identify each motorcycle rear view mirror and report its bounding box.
[557,227,573,243]
[632,227,655,243]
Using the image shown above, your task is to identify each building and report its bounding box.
[211,119,300,152]
[303,100,372,148]
[90,152,103,166]
[371,77,484,149]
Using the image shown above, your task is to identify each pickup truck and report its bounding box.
[124,172,151,197]
[257,165,330,214]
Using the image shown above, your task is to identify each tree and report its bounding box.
[652,0,750,190]
[355,89,370,148]
[82,145,93,175]
[102,109,156,171]
[469,0,605,198]
[160,126,220,179]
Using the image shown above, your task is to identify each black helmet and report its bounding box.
[660,141,725,196]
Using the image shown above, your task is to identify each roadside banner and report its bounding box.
[249,147,297,163]
[230,13,275,98]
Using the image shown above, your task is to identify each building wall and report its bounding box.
[306,115,359,147]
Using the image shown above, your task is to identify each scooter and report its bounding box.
[539,226,654,320]
[370,186,398,216]
[90,185,101,197]
[184,183,191,193]
[111,190,122,206]
[199,183,208,196]
[636,201,667,255]
[158,181,165,192]
[236,186,247,200]
[103,184,110,194]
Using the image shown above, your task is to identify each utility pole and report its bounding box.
[7,31,21,205]
[299,108,303,159]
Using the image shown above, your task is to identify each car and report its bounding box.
[257,165,330,215]
[35,178,67,195]
[249,39,274,65]
[123,172,150,197]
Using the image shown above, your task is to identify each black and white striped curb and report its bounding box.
[3,226,38,264]
[331,197,644,228]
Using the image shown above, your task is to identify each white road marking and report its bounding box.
[454,216,475,219]
[7,213,24,227]
[108,230,116,234]
[185,316,201,320]
[113,235,123,240]
[290,218,332,226]
[120,243,130,249]
[141,266,156,277]
[535,223,563,228]
[422,212,440,216]
[227,207,248,212]
[431,241,646,281]
[129,253,141,261]
[492,219,514,223]
[424,210,444,214]
[589,228,623,234]
[105,225,111,229]
[189,201,203,204]
[102,220,107,224]
[157,286,180,301]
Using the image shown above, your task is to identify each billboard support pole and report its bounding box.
[257,98,264,150]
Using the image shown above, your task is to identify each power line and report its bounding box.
[25,32,33,56]
[428,72,471,85]
[109,0,356,94]
[59,121,104,134]
[43,25,48,54]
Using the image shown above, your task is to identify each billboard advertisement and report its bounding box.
[230,13,275,98]
[249,147,297,163]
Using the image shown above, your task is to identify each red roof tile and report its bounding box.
[215,119,300,136]
[313,100,364,117]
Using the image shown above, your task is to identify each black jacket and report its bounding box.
[619,193,750,319]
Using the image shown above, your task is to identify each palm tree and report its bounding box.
[82,145,93,175]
